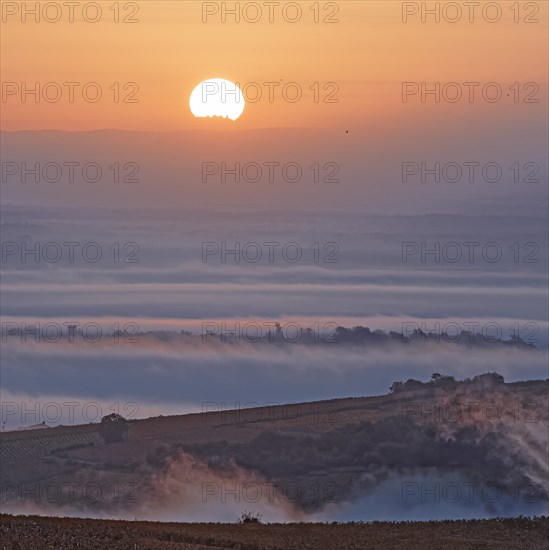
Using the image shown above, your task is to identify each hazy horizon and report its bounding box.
[1,0,548,538]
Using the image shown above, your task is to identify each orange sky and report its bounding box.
[1,0,547,130]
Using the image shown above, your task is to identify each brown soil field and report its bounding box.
[1,514,548,550]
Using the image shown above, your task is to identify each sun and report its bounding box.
[189,78,245,121]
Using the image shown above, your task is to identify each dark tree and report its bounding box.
[100,413,128,443]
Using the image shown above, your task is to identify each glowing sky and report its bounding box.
[1,1,547,131]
